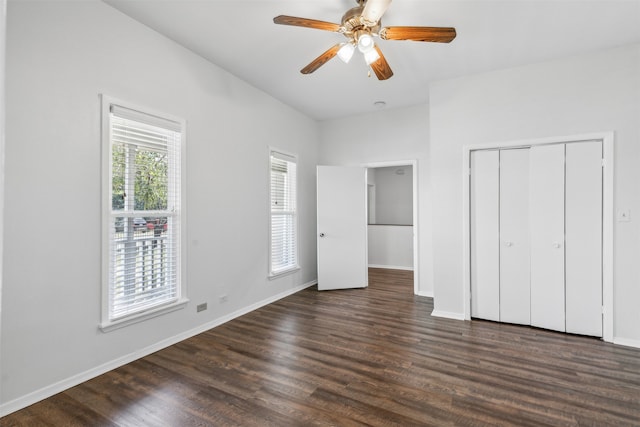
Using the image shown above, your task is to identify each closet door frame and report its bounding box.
[462,132,614,343]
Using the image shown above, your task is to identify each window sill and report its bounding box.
[100,298,189,333]
[269,266,300,280]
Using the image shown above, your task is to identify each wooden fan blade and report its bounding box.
[273,15,341,32]
[362,0,392,25]
[301,44,341,74]
[380,26,457,43]
[369,45,393,80]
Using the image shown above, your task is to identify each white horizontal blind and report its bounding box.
[108,104,182,321]
[270,151,298,275]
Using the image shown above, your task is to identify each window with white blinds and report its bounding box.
[101,99,185,329]
[270,150,298,276]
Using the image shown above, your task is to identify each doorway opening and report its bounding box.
[365,161,418,295]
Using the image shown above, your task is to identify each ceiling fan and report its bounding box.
[273,0,456,80]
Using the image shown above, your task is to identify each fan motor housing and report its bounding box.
[341,6,380,36]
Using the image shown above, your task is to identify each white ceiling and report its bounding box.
[104,0,640,121]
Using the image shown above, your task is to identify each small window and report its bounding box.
[101,97,185,330]
[269,150,298,276]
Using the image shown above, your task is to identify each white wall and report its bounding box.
[319,105,432,296]
[371,166,413,225]
[0,0,6,388]
[430,44,640,345]
[1,0,319,411]
[368,225,413,270]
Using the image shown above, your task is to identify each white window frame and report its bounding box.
[269,148,300,278]
[100,95,187,332]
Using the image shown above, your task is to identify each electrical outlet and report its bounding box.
[219,294,228,303]
[196,303,207,312]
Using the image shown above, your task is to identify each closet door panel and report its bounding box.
[499,149,530,325]
[470,150,500,321]
[566,141,603,336]
[530,144,566,332]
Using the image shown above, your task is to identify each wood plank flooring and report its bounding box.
[3,268,640,426]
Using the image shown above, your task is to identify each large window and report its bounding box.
[101,97,185,330]
[270,150,298,276]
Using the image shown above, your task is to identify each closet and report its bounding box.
[470,140,603,337]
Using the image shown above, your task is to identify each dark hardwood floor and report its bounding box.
[3,268,640,426]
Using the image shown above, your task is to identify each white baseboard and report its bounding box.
[0,280,317,417]
[431,309,466,321]
[368,264,414,271]
[613,336,640,349]
[416,290,434,298]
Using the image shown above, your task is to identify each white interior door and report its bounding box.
[317,166,367,290]
[499,149,531,325]
[470,150,500,321]
[530,144,566,332]
[565,141,603,336]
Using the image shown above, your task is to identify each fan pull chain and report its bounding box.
[368,69,371,78]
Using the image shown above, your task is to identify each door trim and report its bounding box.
[362,160,419,296]
[462,132,614,343]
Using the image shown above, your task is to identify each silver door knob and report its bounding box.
[319,233,325,238]
[505,241,513,247]
[553,242,561,248]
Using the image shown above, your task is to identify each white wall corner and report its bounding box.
[0,0,6,387]
[416,290,434,298]
[612,337,640,350]
[368,264,414,271]
[431,310,466,321]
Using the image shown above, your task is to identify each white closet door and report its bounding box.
[530,144,566,332]
[565,141,603,336]
[470,150,500,321]
[499,148,531,325]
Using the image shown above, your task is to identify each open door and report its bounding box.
[317,166,367,290]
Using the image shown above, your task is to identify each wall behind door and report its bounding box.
[370,166,413,225]
[368,166,414,270]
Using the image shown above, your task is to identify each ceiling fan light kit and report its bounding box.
[356,32,375,53]
[273,0,456,80]
[337,42,356,63]
[364,48,381,65]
